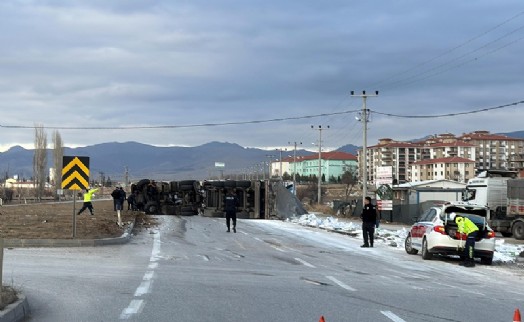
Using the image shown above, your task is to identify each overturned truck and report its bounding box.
[132,179,202,216]
[202,180,267,219]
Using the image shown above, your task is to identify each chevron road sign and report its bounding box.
[61,156,90,191]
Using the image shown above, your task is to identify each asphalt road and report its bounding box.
[7,215,524,322]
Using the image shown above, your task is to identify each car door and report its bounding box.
[411,208,435,247]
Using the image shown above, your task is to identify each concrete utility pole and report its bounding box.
[124,166,129,187]
[351,90,379,205]
[289,141,302,195]
[312,125,329,205]
[265,155,275,180]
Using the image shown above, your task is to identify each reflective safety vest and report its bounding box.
[455,217,479,235]
[83,188,99,202]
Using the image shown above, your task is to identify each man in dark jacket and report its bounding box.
[119,187,127,210]
[361,197,377,248]
[224,189,239,233]
[111,187,120,211]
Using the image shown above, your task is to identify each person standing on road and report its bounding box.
[111,187,120,211]
[361,197,377,248]
[119,187,127,210]
[450,213,479,267]
[224,189,239,233]
[77,187,99,216]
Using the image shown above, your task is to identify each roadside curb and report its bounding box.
[3,219,136,248]
[0,294,30,322]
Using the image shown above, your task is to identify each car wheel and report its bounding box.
[404,234,419,255]
[481,256,493,265]
[501,232,512,238]
[512,221,524,240]
[421,238,432,260]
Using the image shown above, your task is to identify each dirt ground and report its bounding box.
[0,200,154,239]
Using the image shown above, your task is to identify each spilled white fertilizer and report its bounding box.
[288,214,524,264]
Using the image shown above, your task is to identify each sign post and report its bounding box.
[375,166,393,221]
[62,156,90,238]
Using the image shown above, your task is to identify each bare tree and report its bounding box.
[52,130,64,194]
[33,124,47,200]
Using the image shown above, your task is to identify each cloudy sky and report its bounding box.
[0,0,523,151]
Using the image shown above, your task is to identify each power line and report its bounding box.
[0,109,360,130]
[372,100,524,119]
[367,10,524,89]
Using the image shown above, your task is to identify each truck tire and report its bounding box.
[512,221,524,240]
[421,238,432,260]
[136,179,151,191]
[404,234,418,255]
[145,202,159,214]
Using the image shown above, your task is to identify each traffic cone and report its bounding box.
[319,316,326,322]
[514,309,522,322]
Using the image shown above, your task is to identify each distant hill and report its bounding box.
[0,141,313,182]
[336,144,360,155]
[501,131,524,139]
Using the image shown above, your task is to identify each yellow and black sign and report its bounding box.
[61,156,90,190]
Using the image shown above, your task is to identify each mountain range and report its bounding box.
[0,141,359,182]
[2,130,521,182]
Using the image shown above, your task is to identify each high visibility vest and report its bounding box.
[456,217,479,235]
[83,188,99,202]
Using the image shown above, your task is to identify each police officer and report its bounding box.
[361,197,377,248]
[450,213,479,267]
[77,187,99,216]
[224,189,239,233]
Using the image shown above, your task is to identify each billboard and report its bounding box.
[215,162,225,168]
[376,166,393,211]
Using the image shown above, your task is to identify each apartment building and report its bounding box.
[410,157,476,183]
[360,131,523,184]
[459,131,524,171]
[288,151,357,180]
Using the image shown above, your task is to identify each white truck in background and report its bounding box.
[463,171,524,239]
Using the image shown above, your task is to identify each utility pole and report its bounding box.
[288,141,302,195]
[311,125,329,204]
[265,155,275,180]
[351,90,379,206]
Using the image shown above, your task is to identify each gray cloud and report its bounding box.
[0,0,523,151]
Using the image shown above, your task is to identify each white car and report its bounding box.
[404,202,496,265]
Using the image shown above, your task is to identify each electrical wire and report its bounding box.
[371,100,524,119]
[366,10,524,89]
[0,109,361,130]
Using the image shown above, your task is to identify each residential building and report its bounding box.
[459,131,524,171]
[270,157,292,178]
[410,157,476,183]
[360,131,524,184]
[287,151,357,181]
[360,138,422,185]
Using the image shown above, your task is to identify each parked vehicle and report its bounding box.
[463,171,524,239]
[404,202,496,265]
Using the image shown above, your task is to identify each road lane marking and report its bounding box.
[120,300,145,320]
[148,262,158,270]
[294,257,316,268]
[381,311,407,322]
[121,229,161,320]
[134,280,152,297]
[326,276,356,291]
[432,282,485,296]
[143,271,154,281]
